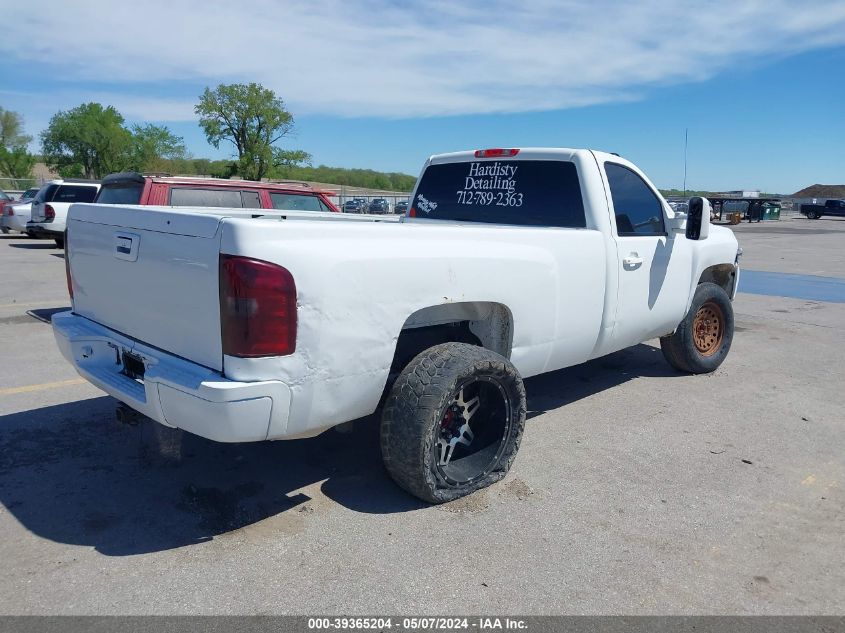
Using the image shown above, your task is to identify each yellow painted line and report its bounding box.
[0,378,87,396]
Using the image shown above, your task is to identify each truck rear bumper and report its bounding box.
[52,311,292,442]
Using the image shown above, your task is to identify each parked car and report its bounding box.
[0,187,41,233]
[55,147,740,503]
[0,190,14,233]
[0,187,38,233]
[667,201,688,214]
[368,198,391,214]
[394,199,409,214]
[2,199,35,235]
[800,199,845,219]
[27,180,101,247]
[342,198,368,213]
[94,172,339,214]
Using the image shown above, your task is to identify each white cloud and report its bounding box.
[2,0,844,118]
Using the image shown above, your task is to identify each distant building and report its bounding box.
[717,190,760,198]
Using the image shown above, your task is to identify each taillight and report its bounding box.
[219,255,297,357]
[409,207,417,217]
[45,204,55,220]
[6,207,12,216]
[474,148,520,158]
[64,230,73,300]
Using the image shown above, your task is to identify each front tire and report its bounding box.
[660,282,734,374]
[380,342,526,503]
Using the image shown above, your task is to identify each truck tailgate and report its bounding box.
[67,204,224,371]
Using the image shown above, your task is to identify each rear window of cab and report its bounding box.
[96,184,143,205]
[270,193,333,212]
[412,160,586,228]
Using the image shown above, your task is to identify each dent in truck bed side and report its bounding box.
[219,216,607,438]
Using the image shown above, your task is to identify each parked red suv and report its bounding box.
[94,172,339,213]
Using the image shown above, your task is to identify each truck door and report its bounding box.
[601,161,693,351]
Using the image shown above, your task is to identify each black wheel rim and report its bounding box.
[432,376,512,486]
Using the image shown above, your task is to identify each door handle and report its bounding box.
[623,255,643,268]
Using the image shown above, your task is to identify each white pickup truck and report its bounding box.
[53,148,740,503]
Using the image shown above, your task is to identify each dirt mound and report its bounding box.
[792,184,845,198]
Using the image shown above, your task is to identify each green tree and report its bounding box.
[195,83,308,181]
[41,103,133,178]
[40,104,186,179]
[0,107,32,149]
[272,148,312,169]
[0,146,37,181]
[0,106,36,180]
[130,123,187,173]
[270,163,416,191]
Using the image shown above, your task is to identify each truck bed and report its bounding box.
[65,202,607,438]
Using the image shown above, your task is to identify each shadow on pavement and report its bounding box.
[26,307,71,324]
[8,242,57,250]
[0,343,675,555]
[524,342,675,419]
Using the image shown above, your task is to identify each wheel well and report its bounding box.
[699,264,737,296]
[389,302,513,376]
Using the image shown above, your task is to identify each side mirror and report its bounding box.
[686,196,711,240]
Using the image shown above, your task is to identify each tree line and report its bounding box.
[0,83,415,192]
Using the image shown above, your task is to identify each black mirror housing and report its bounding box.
[686,196,710,240]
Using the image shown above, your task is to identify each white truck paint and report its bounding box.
[53,149,740,446]
[28,180,100,245]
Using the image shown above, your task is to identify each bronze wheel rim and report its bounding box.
[693,301,724,357]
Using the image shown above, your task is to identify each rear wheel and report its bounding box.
[381,342,526,503]
[660,282,734,374]
[0,227,9,234]
[806,210,820,219]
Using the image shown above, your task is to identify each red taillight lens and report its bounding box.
[409,207,417,217]
[45,204,55,220]
[6,207,13,216]
[474,148,520,158]
[64,231,73,300]
[219,255,297,357]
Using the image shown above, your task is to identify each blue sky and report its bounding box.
[2,0,844,193]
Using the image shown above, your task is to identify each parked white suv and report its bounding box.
[28,179,100,247]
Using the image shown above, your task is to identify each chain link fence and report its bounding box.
[0,176,45,195]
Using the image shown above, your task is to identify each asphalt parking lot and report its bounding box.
[1,218,843,615]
